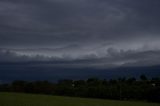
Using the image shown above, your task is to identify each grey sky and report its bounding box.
[0,0,160,68]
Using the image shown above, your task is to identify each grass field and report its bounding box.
[0,92,160,106]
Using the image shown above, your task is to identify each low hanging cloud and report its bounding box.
[1,48,160,69]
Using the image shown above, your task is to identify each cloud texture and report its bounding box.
[0,0,160,68]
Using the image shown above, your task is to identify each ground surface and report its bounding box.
[0,92,160,106]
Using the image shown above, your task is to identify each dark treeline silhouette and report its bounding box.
[0,75,160,103]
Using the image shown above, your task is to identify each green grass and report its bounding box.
[0,92,160,106]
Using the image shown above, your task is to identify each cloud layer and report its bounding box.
[0,0,160,68]
[1,48,160,69]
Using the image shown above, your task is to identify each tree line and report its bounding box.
[0,75,160,102]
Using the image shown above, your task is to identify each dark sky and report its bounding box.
[0,0,160,68]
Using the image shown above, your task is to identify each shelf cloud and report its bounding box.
[0,0,160,68]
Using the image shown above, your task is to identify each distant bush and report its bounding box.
[0,75,160,103]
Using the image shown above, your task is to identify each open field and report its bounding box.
[0,92,160,106]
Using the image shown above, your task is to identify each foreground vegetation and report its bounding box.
[0,75,160,102]
[0,92,160,106]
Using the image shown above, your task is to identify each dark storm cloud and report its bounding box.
[1,48,160,68]
[0,0,160,67]
[0,0,160,45]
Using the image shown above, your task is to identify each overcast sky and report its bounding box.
[0,0,160,68]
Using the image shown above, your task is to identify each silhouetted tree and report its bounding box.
[140,75,147,81]
[0,76,160,103]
